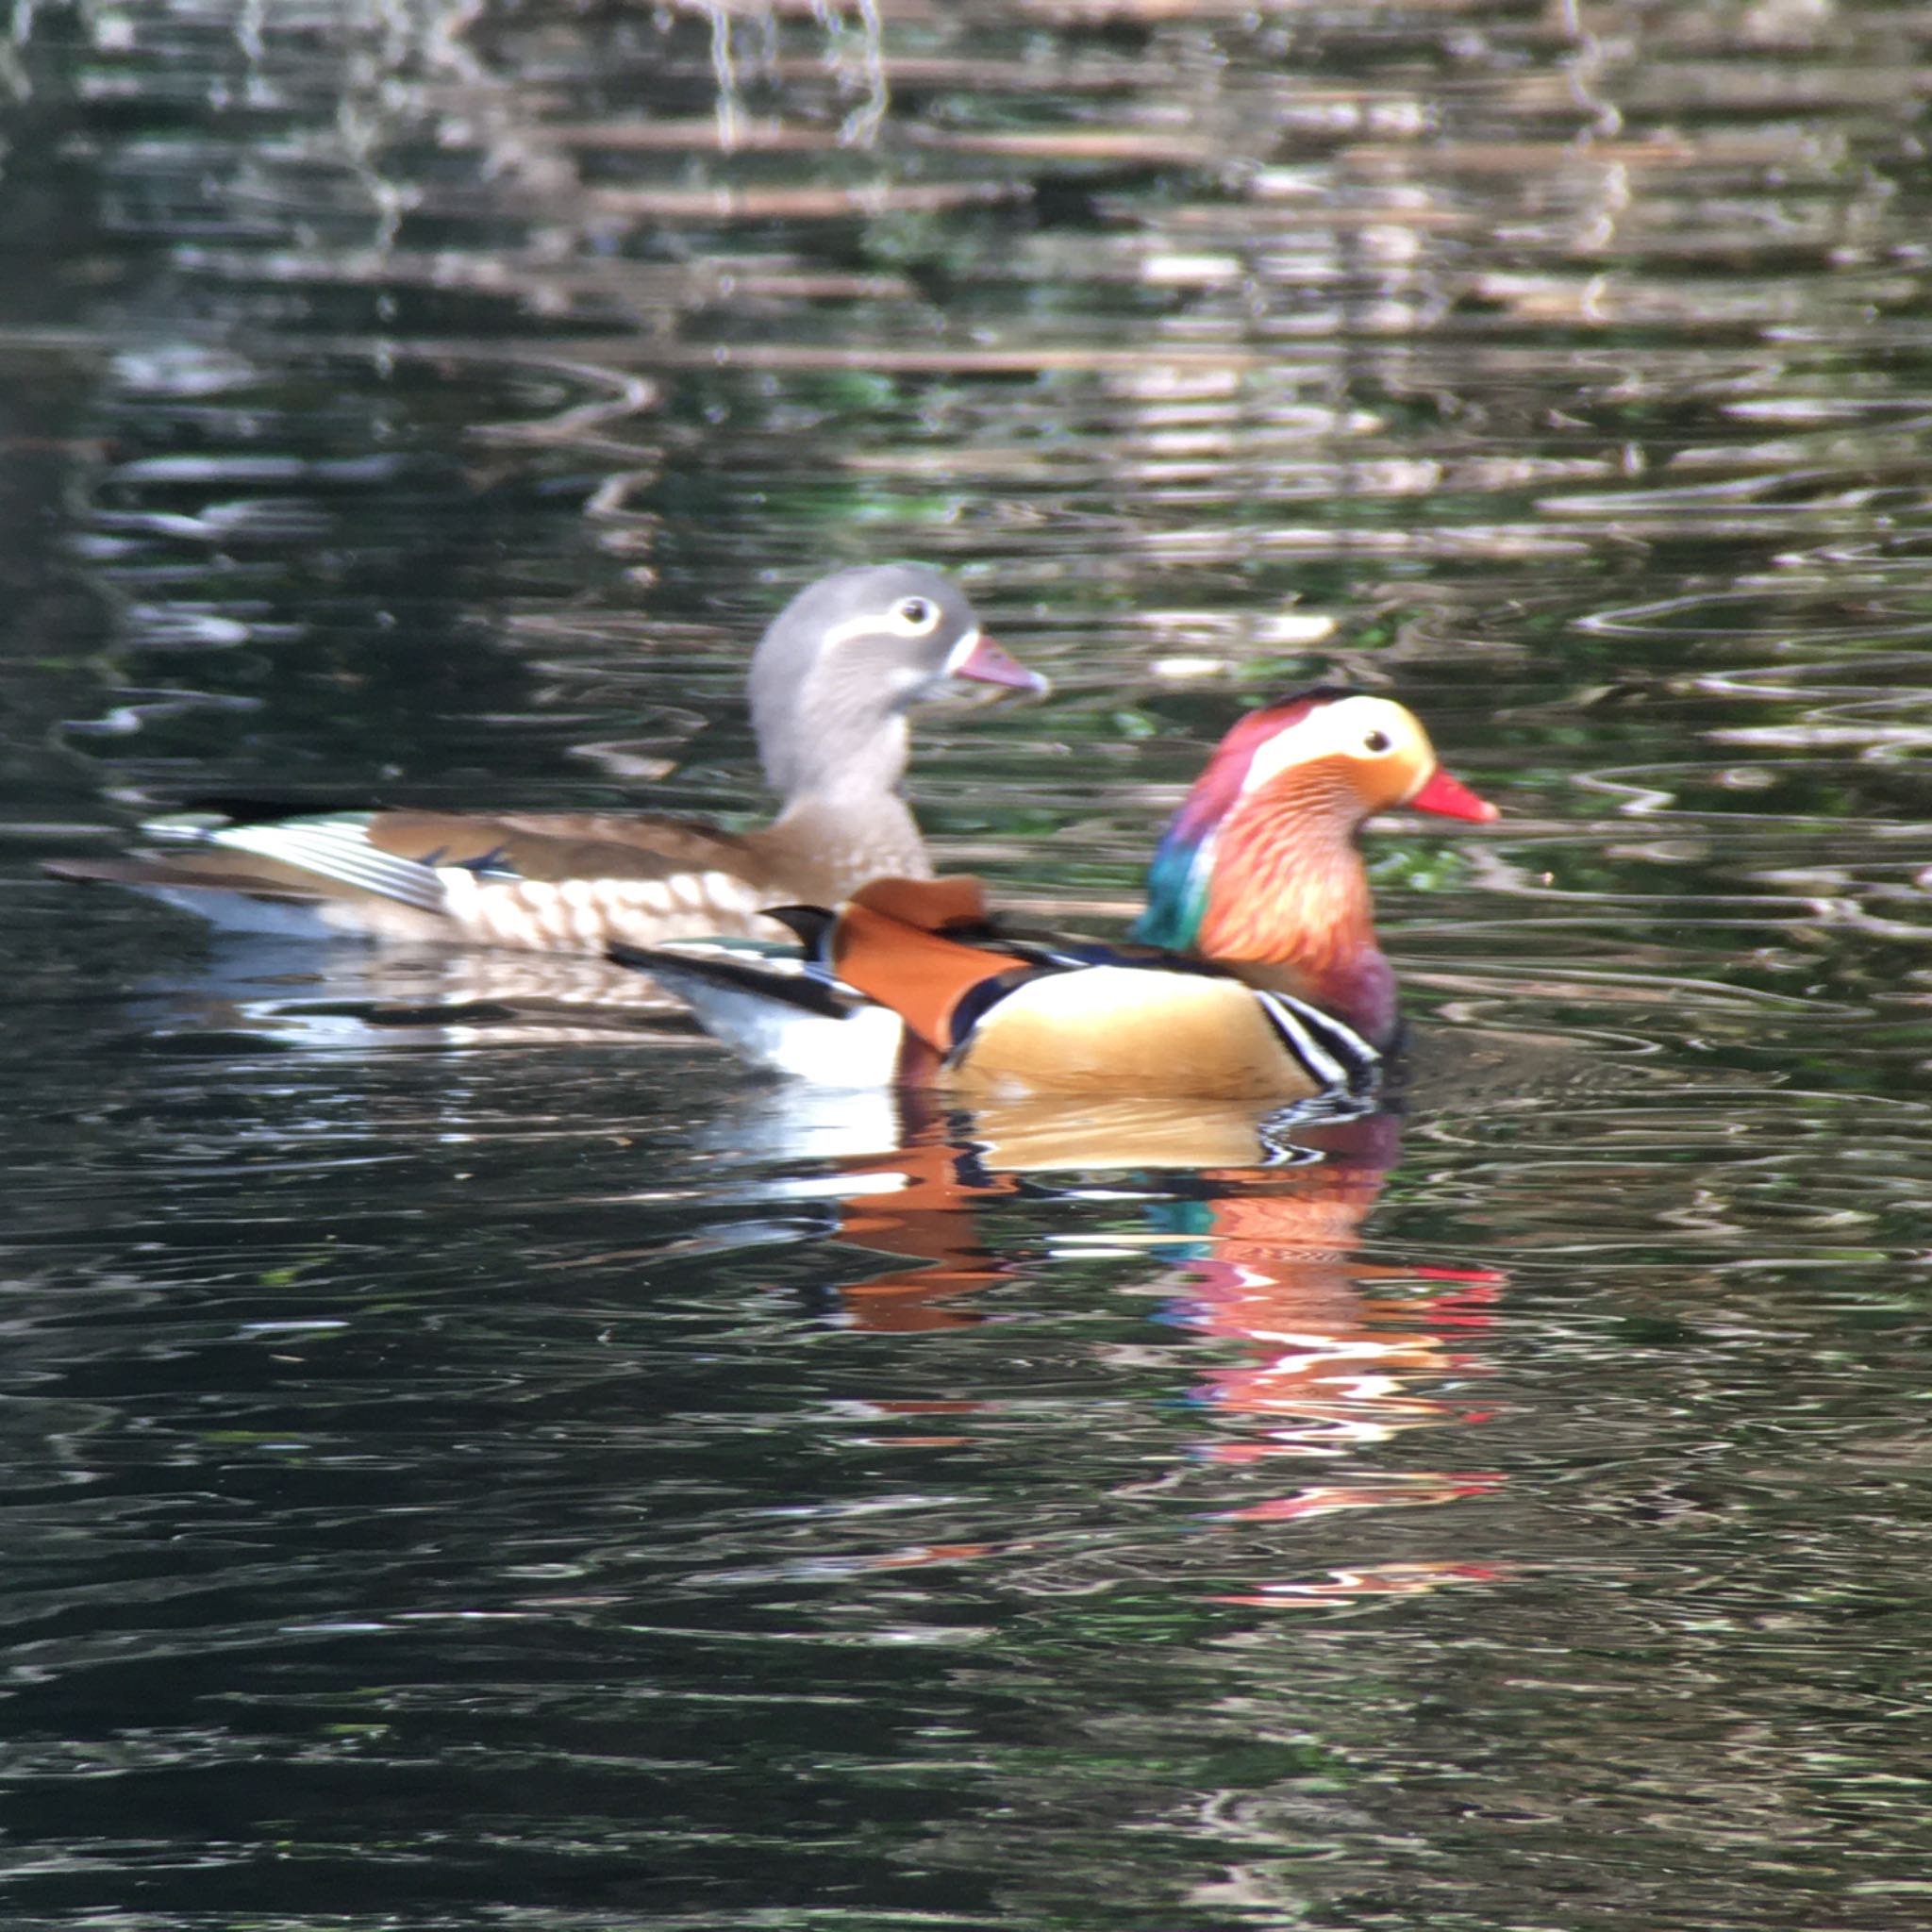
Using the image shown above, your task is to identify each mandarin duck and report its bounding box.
[614,690,1497,1103]
[45,564,1044,952]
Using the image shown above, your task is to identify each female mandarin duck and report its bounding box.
[44,564,1044,952]
[616,690,1498,1104]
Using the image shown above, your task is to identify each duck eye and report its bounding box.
[894,596,937,633]
[1363,729,1392,755]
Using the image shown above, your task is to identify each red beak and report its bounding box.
[1407,766,1500,823]
[952,632,1050,695]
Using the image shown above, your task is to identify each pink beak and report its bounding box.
[953,632,1050,695]
[1407,766,1500,823]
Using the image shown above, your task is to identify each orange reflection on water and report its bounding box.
[829,1129,1024,1331]
[754,1091,1509,1589]
[1151,1115,1505,1459]
[800,1099,1506,1457]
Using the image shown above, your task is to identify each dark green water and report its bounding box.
[6,5,1932,1928]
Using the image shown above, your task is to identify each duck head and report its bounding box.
[1135,690,1497,1045]
[750,564,1045,808]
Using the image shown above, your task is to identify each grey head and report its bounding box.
[748,563,1043,806]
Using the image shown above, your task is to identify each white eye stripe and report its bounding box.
[1241,696,1414,792]
[818,598,952,650]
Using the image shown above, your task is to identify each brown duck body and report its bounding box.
[61,797,932,952]
[387,797,932,951]
[45,565,1043,953]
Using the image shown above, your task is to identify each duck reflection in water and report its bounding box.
[785,1087,1404,1333]
[721,1081,1508,1600]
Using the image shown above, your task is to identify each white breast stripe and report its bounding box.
[1253,990,1380,1096]
[208,817,449,913]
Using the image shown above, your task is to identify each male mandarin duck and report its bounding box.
[44,564,1044,952]
[614,690,1498,1103]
